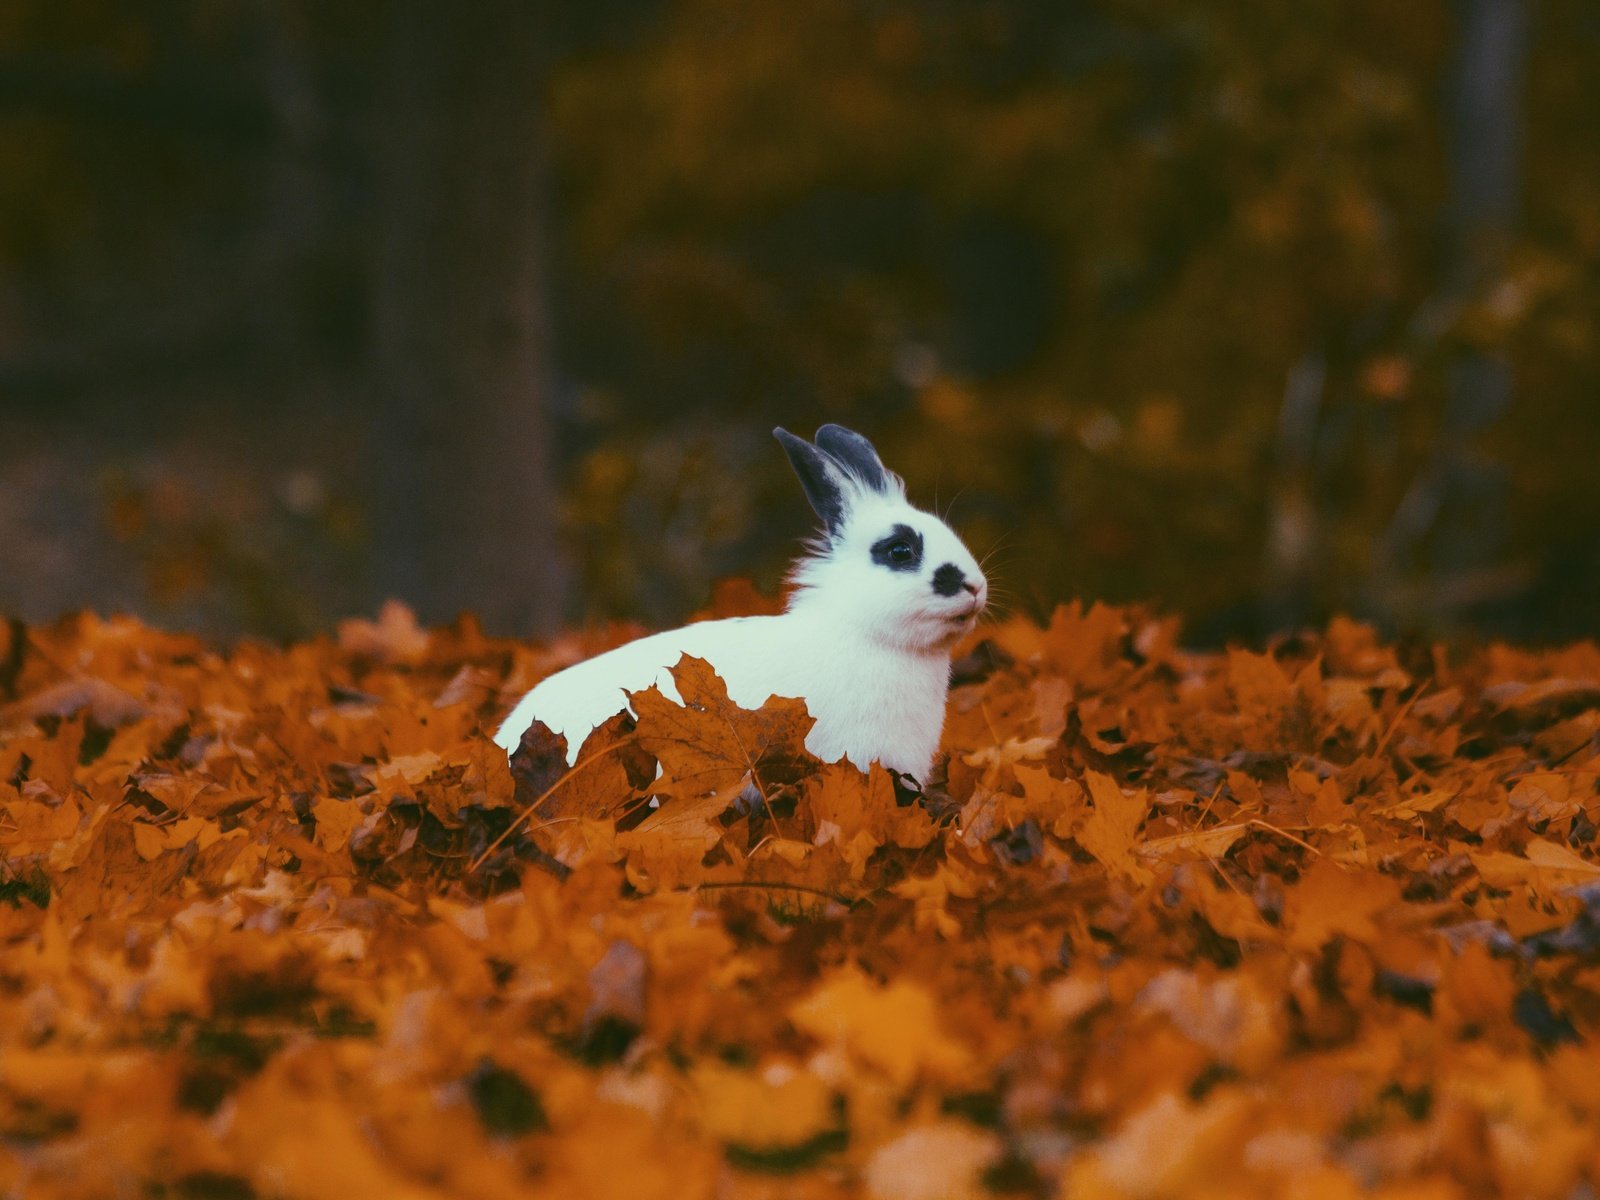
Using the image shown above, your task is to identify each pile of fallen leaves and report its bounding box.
[2,597,1599,1200]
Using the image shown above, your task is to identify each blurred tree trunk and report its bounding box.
[1433,0,1526,585]
[1375,0,1529,624]
[1261,350,1327,632]
[370,0,567,635]
[243,0,320,375]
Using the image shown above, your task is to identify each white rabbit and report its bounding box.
[494,424,987,784]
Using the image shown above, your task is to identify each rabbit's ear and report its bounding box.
[775,427,849,534]
[814,424,890,494]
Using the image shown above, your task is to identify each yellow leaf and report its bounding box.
[1136,822,1248,863]
[864,1121,1000,1200]
[1470,838,1600,892]
[313,795,366,852]
[628,655,813,799]
[790,968,971,1088]
[1283,859,1402,951]
[1065,1090,1251,1198]
[692,1061,834,1149]
[1079,770,1152,883]
[132,821,168,861]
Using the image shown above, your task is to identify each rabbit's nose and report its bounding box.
[961,581,980,597]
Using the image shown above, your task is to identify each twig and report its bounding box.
[469,737,635,873]
[977,700,1003,756]
[1245,818,1324,859]
[692,879,855,907]
[1207,855,1250,900]
[1370,683,1428,762]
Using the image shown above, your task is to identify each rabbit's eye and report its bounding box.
[871,525,924,571]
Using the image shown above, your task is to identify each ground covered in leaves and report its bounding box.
[2,597,1599,1199]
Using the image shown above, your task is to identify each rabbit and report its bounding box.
[494,424,987,785]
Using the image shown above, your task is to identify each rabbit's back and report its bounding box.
[494,611,949,780]
[494,615,792,759]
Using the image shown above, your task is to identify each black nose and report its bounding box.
[931,563,967,597]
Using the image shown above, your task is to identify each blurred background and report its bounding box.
[1,0,1596,645]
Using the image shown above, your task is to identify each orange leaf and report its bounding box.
[1283,859,1403,951]
[1078,769,1153,883]
[790,968,971,1087]
[628,655,813,798]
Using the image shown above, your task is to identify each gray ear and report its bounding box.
[814,424,890,493]
[774,427,847,534]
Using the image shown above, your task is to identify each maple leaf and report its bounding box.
[226,1045,444,1200]
[311,795,365,852]
[1135,967,1285,1072]
[584,938,647,1030]
[1435,941,1518,1036]
[1010,764,1086,840]
[1483,676,1600,729]
[890,858,981,937]
[862,1121,1001,1200]
[1469,838,1600,893]
[566,710,658,817]
[507,718,569,807]
[806,763,936,878]
[11,603,1600,1200]
[1135,821,1248,864]
[1182,867,1279,945]
[994,599,1134,690]
[1282,859,1403,952]
[1226,647,1297,725]
[1506,773,1581,824]
[336,599,430,664]
[790,968,972,1088]
[628,655,814,798]
[1064,1089,1252,1197]
[4,675,148,728]
[615,776,747,891]
[1077,769,1154,884]
[691,1061,836,1150]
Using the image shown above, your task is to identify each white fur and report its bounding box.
[494,428,986,783]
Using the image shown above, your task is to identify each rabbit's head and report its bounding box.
[775,424,987,653]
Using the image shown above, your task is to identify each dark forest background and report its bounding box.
[1,0,1596,645]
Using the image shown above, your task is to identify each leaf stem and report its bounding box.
[692,879,855,907]
[1245,818,1323,858]
[469,736,637,874]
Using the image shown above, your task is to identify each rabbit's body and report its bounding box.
[495,425,986,784]
[493,608,951,778]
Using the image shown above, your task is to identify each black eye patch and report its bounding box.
[870,524,924,572]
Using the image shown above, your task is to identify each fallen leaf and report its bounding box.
[790,968,971,1087]
[1078,769,1153,883]
[863,1120,1000,1200]
[629,655,814,798]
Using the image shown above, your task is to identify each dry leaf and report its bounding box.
[2,604,1598,1200]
